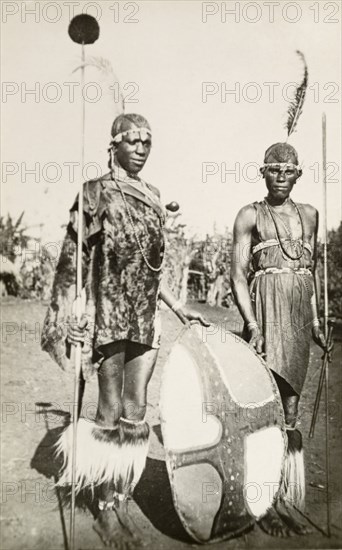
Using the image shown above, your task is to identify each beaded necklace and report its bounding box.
[116,180,165,273]
[264,197,305,261]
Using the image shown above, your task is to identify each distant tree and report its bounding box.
[188,228,232,307]
[0,213,55,300]
[317,222,342,318]
[0,213,29,295]
[0,212,29,262]
[163,213,196,303]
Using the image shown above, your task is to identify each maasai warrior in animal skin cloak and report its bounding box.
[231,142,327,536]
[41,113,208,546]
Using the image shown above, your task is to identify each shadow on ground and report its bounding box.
[135,456,193,544]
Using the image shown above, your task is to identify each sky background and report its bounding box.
[2,0,341,243]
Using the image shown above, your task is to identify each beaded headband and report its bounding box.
[110,127,152,146]
[260,162,302,176]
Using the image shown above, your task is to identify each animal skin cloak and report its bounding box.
[41,171,165,380]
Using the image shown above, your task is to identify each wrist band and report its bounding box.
[312,317,320,328]
[284,424,296,431]
[247,321,259,331]
[171,300,183,312]
[98,500,115,511]
[113,491,127,502]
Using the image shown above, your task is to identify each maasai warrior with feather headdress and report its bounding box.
[41,113,208,546]
[231,52,328,536]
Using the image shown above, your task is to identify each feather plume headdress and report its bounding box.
[285,50,308,140]
[72,56,125,113]
[260,51,308,175]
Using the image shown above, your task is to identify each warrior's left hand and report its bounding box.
[176,307,210,327]
[312,326,334,357]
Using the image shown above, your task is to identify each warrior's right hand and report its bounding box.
[248,327,265,357]
[67,315,88,346]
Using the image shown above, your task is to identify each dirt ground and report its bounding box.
[1,299,341,550]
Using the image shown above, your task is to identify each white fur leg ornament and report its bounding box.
[244,426,284,518]
[282,428,305,510]
[55,418,120,492]
[115,417,150,496]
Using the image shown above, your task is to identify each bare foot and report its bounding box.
[275,500,311,535]
[93,509,128,548]
[258,506,292,537]
[114,500,146,546]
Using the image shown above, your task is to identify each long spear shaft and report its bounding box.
[322,113,328,339]
[322,112,331,537]
[308,114,332,537]
[70,41,85,550]
[67,15,99,550]
[309,320,333,437]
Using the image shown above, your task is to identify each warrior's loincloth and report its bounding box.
[249,201,314,395]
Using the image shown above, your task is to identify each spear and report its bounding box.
[67,14,99,550]
[308,113,332,537]
[321,112,331,537]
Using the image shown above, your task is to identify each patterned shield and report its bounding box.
[160,325,286,543]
